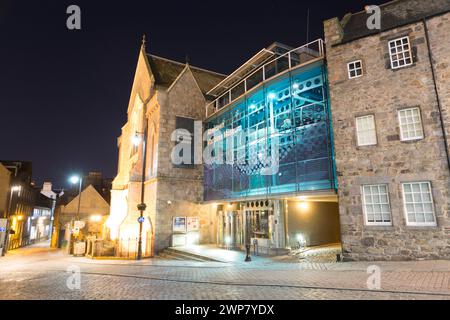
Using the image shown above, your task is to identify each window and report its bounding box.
[356,115,377,146]
[398,107,423,141]
[389,36,413,69]
[347,60,363,79]
[402,182,436,226]
[362,185,392,225]
[174,116,195,167]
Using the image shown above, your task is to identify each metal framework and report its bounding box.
[206,39,324,118]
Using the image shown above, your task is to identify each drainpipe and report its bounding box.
[423,18,450,173]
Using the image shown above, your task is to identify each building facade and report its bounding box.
[109,0,450,261]
[108,40,342,257]
[204,40,340,253]
[107,42,226,256]
[324,0,450,260]
[0,161,54,251]
[55,184,110,250]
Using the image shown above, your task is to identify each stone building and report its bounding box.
[107,41,226,256]
[324,0,450,260]
[108,38,342,257]
[54,184,110,248]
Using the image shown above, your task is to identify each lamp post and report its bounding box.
[69,175,83,253]
[245,211,252,262]
[133,121,148,260]
[69,175,83,220]
[2,185,21,256]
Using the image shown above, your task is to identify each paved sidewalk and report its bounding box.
[1,244,449,300]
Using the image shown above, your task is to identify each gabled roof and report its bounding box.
[339,0,450,44]
[146,54,226,95]
[62,184,109,213]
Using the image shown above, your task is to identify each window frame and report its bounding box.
[388,36,413,70]
[401,181,437,227]
[398,107,424,141]
[347,60,363,79]
[355,114,377,146]
[361,184,393,226]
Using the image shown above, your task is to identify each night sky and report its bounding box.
[0,0,386,189]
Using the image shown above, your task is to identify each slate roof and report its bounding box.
[146,54,226,95]
[340,0,450,44]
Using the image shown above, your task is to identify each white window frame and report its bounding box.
[361,184,393,226]
[388,36,413,70]
[347,60,363,79]
[401,181,437,227]
[355,115,377,146]
[398,107,424,141]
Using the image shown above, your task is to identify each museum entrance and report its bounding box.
[217,208,243,248]
[217,200,275,250]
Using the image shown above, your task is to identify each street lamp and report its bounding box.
[69,175,83,220]
[134,129,147,260]
[69,175,83,254]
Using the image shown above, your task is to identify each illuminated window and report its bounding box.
[356,115,377,146]
[402,182,436,226]
[347,60,363,79]
[389,36,413,69]
[362,184,392,225]
[398,107,423,141]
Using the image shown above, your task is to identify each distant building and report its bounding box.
[0,161,55,251]
[0,160,37,249]
[53,184,110,249]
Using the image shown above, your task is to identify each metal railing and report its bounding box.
[206,39,325,118]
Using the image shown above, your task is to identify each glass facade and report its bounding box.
[204,60,336,201]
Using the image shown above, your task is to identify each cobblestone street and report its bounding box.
[1,244,450,300]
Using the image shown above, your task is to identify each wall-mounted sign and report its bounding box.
[173,217,186,233]
[186,217,199,232]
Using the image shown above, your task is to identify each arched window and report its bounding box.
[130,96,143,157]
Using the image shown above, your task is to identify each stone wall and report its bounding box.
[324,14,450,260]
[154,67,215,252]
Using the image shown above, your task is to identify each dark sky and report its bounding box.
[0,0,386,189]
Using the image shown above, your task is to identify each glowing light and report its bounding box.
[267,92,276,100]
[69,175,80,184]
[298,201,309,210]
[249,104,257,109]
[132,134,142,146]
[11,185,21,192]
[90,214,102,222]
[225,236,232,246]
[296,233,305,245]
[227,203,233,209]
[293,83,299,89]
[17,215,24,221]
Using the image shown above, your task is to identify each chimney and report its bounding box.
[43,182,53,191]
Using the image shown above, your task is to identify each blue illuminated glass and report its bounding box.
[204,61,335,201]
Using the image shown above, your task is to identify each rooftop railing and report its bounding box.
[206,39,324,118]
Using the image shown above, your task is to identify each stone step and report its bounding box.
[157,251,185,261]
[164,247,223,262]
[158,249,211,262]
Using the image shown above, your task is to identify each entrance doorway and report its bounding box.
[217,208,243,248]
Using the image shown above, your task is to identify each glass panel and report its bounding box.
[204,61,334,201]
